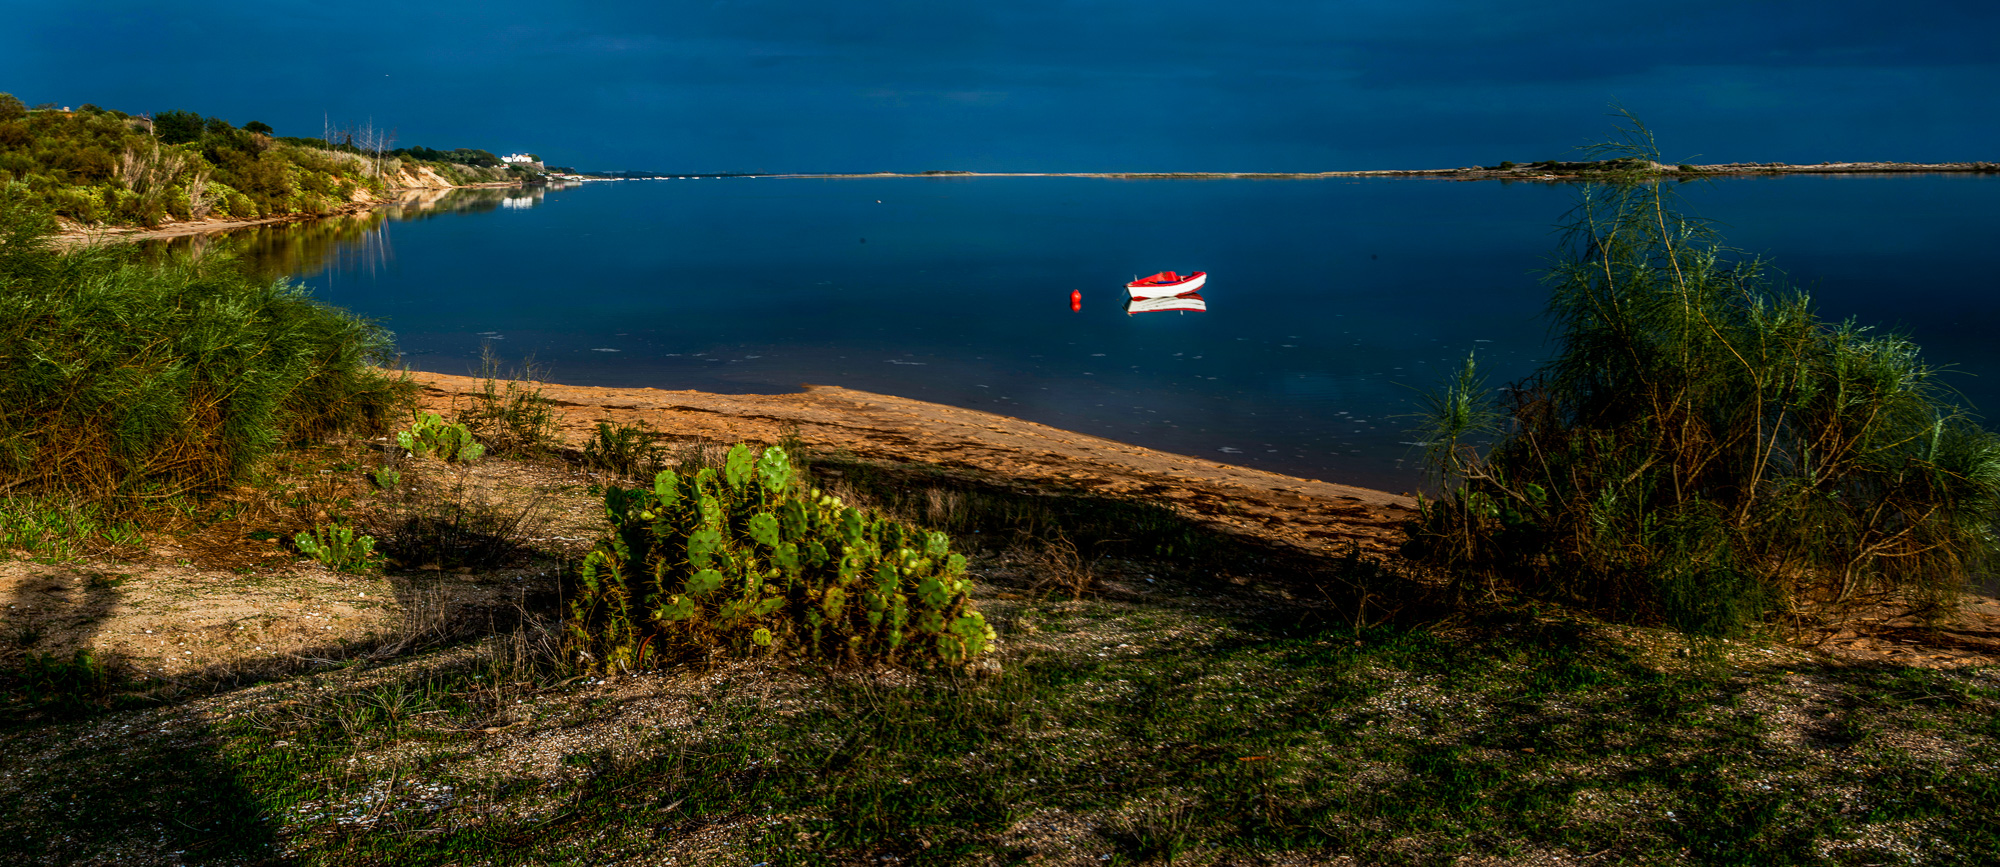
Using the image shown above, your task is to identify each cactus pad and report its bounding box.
[565,444,994,671]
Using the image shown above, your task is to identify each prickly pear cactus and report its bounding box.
[566,444,994,671]
[396,412,485,463]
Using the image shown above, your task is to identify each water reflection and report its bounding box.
[142,212,389,281]
[1125,293,1207,315]
[145,185,573,281]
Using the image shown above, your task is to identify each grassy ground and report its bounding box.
[2,449,1997,866]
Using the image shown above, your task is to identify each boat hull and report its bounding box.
[1126,271,1207,299]
[1125,293,1207,314]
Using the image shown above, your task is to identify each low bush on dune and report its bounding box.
[0,187,413,503]
[1407,118,2000,635]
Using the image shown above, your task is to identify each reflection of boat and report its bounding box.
[1125,293,1207,315]
[1126,270,1207,299]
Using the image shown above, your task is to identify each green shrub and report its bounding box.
[1407,117,2000,635]
[294,522,379,572]
[567,444,994,671]
[458,347,557,457]
[583,421,657,477]
[44,185,104,223]
[396,412,485,463]
[0,189,413,502]
[226,189,256,218]
[153,109,204,145]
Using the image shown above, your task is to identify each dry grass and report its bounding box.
[3,438,1998,865]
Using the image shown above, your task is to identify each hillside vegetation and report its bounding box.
[0,93,520,228]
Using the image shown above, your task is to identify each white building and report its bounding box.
[501,153,539,164]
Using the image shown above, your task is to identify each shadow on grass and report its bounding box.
[12,459,1994,864]
[804,453,1445,629]
[0,548,563,865]
[0,564,285,864]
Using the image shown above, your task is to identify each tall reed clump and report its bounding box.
[457,345,557,458]
[567,443,994,671]
[1406,118,2000,635]
[0,188,413,502]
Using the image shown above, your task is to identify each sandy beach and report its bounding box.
[408,369,1419,557]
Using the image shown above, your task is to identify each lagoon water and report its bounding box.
[236,174,2000,491]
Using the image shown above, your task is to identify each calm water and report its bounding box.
[229,174,2000,491]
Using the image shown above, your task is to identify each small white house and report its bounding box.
[501,153,538,164]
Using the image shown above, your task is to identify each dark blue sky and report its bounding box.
[7,1,1996,172]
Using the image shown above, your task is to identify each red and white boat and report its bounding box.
[1125,270,1207,299]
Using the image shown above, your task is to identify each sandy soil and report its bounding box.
[406,370,2000,669]
[4,368,1994,683]
[410,371,1418,557]
[0,449,607,680]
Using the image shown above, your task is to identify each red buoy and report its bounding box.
[1070,289,1082,311]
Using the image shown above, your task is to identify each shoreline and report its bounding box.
[406,369,1417,557]
[762,160,2000,181]
[53,179,521,245]
[50,160,1993,244]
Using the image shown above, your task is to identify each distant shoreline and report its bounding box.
[53,161,1996,245]
[759,161,1999,181]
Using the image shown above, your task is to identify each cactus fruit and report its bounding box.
[564,443,994,671]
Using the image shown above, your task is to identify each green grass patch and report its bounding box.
[14,586,1993,865]
[0,494,144,560]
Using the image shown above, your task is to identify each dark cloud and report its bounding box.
[3,0,1994,171]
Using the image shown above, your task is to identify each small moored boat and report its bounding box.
[1126,270,1207,299]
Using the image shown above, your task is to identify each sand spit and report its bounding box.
[767,160,2000,181]
[409,371,1417,557]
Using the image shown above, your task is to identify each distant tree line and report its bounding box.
[390,145,504,168]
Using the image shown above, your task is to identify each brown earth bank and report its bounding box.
[408,370,1419,558]
[406,370,2000,668]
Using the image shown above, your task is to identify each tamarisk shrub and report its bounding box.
[566,444,995,670]
[1407,116,2000,635]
